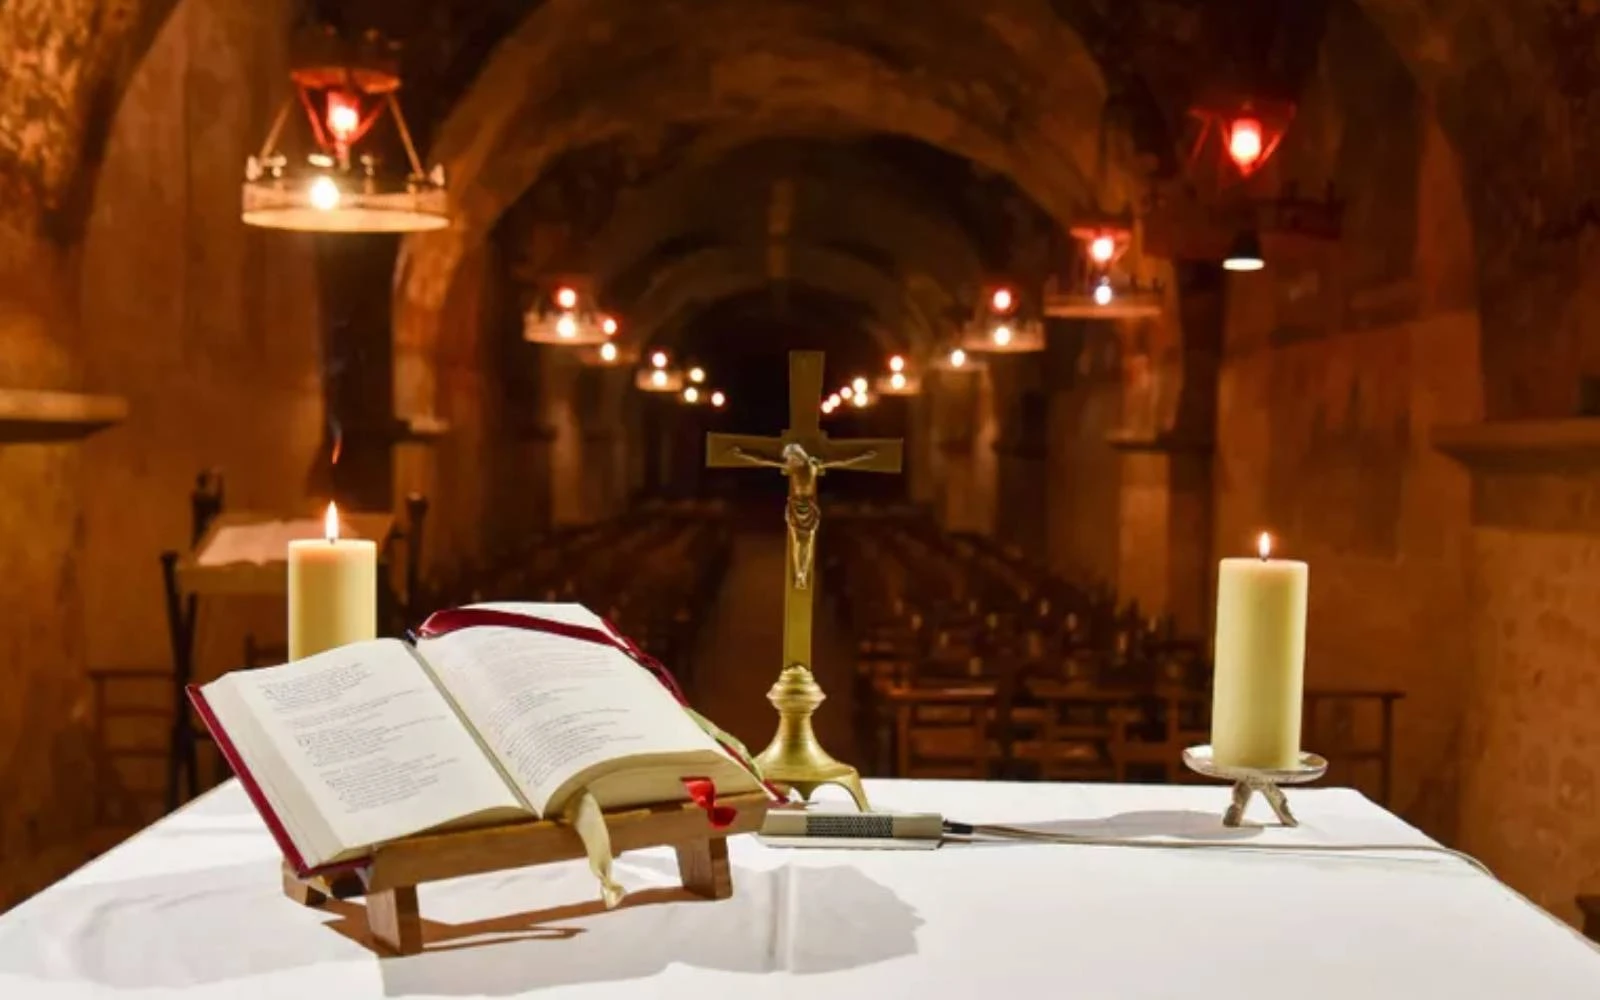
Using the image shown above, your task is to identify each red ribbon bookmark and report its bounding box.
[682,777,738,828]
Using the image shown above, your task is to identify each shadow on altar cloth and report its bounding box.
[0,851,921,995]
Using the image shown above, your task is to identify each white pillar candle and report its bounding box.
[287,502,377,660]
[1210,532,1308,769]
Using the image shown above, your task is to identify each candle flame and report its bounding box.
[325,501,340,543]
[1258,532,1272,560]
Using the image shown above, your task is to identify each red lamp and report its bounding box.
[1227,117,1265,173]
[1189,99,1293,182]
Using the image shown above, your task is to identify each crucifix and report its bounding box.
[706,350,902,809]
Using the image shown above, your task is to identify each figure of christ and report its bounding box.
[729,443,880,590]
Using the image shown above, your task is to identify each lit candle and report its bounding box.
[287,502,377,660]
[1210,532,1308,769]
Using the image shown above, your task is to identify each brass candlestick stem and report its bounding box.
[705,351,903,811]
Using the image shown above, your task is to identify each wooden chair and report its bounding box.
[1304,689,1404,806]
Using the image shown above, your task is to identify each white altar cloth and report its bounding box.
[1,779,1595,999]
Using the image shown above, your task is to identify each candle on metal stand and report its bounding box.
[287,502,377,660]
[1210,532,1308,769]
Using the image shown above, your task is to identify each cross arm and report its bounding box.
[706,433,788,468]
[814,438,904,473]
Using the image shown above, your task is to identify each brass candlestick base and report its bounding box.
[753,664,869,810]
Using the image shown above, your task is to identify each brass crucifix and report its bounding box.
[707,350,902,809]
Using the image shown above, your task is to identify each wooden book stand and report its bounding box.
[282,792,771,955]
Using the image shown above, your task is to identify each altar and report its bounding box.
[1,779,1594,999]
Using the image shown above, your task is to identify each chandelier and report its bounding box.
[242,27,448,233]
[875,354,921,395]
[580,340,638,367]
[959,283,1045,354]
[635,350,686,393]
[930,345,987,373]
[524,278,619,346]
[1046,215,1163,320]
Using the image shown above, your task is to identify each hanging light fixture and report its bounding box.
[1188,99,1294,182]
[931,345,986,373]
[960,281,1045,354]
[580,340,638,368]
[1223,229,1266,272]
[524,276,620,345]
[635,349,684,392]
[243,26,447,232]
[876,369,921,396]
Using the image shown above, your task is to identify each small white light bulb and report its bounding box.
[889,355,905,373]
[683,387,699,403]
[950,348,967,368]
[1093,280,1114,307]
[992,325,1012,347]
[556,314,578,338]
[651,351,669,369]
[841,386,854,400]
[711,391,725,408]
[689,367,706,384]
[599,342,618,362]
[309,175,341,211]
[890,372,907,390]
[651,369,668,387]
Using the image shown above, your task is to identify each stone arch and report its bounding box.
[392,0,1136,421]
[623,243,934,351]
[589,141,988,314]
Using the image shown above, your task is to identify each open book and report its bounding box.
[192,603,763,876]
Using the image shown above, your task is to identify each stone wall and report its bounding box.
[0,0,321,905]
[1212,18,1483,840]
[79,0,322,673]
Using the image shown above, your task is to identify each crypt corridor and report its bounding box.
[3,0,1600,933]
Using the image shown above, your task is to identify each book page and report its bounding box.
[197,519,322,566]
[417,605,725,815]
[218,639,525,859]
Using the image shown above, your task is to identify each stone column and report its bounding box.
[926,367,996,535]
[988,354,1048,553]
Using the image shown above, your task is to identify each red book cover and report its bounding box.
[186,684,371,880]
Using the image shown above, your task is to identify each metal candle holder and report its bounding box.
[1183,745,1328,828]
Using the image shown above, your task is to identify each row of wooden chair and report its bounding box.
[824,511,1402,804]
